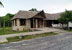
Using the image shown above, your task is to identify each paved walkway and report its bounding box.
[0,28,66,42]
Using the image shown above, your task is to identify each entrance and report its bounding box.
[30,18,43,28]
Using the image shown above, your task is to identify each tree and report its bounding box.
[6,13,15,18]
[29,8,38,11]
[0,1,4,28]
[2,16,6,29]
[5,13,14,27]
[0,1,4,7]
[2,13,14,30]
[0,17,3,27]
[58,10,72,29]
[0,1,4,29]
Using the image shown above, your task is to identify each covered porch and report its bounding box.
[12,19,31,31]
[30,18,45,28]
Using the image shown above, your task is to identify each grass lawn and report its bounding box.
[64,29,72,32]
[7,32,57,42]
[68,28,72,32]
[0,27,31,35]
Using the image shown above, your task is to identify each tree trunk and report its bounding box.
[67,22,69,30]
[62,23,63,29]
[8,23,10,27]
[0,21,1,28]
[3,20,5,31]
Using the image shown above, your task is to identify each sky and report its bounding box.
[0,0,72,16]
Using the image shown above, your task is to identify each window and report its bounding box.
[20,19,26,26]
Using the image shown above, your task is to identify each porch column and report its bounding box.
[33,18,34,28]
[16,19,21,31]
[43,20,44,27]
[17,19,20,27]
[36,19,38,28]
[26,19,31,29]
[14,20,15,26]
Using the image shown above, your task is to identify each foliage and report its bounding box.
[58,10,72,24]
[0,17,3,26]
[58,10,72,29]
[2,13,15,27]
[3,13,14,22]
[0,1,4,7]
[29,8,38,11]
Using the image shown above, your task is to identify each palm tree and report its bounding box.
[0,1,4,7]
[0,1,4,28]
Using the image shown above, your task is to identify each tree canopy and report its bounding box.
[29,8,38,11]
[3,13,14,22]
[0,1,4,7]
[58,10,72,29]
[0,13,15,28]
[58,10,72,24]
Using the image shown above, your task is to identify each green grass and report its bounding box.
[0,27,31,35]
[64,29,72,32]
[7,32,57,42]
[7,36,20,42]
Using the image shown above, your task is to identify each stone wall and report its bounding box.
[25,19,31,29]
[12,19,31,31]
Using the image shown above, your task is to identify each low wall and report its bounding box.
[12,25,31,31]
[52,24,67,28]
[12,26,24,31]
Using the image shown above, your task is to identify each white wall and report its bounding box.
[69,22,72,27]
[52,23,67,28]
[52,24,61,28]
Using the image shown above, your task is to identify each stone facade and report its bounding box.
[12,19,31,31]
[25,19,31,30]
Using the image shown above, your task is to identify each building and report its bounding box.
[12,10,61,31]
